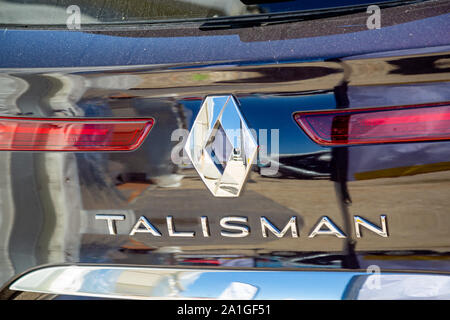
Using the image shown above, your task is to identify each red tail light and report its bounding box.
[294,103,450,146]
[0,117,154,151]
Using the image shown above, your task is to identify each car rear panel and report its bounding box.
[0,0,450,299]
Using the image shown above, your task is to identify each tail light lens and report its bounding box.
[294,103,450,146]
[0,117,154,151]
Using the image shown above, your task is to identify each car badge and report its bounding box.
[185,95,258,197]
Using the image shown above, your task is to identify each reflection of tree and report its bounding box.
[389,54,450,75]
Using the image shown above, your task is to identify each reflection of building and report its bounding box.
[0,0,260,25]
[0,71,179,286]
[0,74,26,115]
[179,0,258,16]
[0,72,85,285]
[0,1,99,24]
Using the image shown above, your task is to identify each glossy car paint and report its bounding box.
[0,0,449,299]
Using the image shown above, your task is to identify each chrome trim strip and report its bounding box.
[9,265,450,300]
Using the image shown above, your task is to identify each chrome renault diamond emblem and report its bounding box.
[185,95,258,197]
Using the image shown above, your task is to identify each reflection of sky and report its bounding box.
[182,94,335,157]
[240,94,335,156]
[182,100,202,128]
[81,269,122,294]
[220,99,242,148]
[182,271,358,300]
